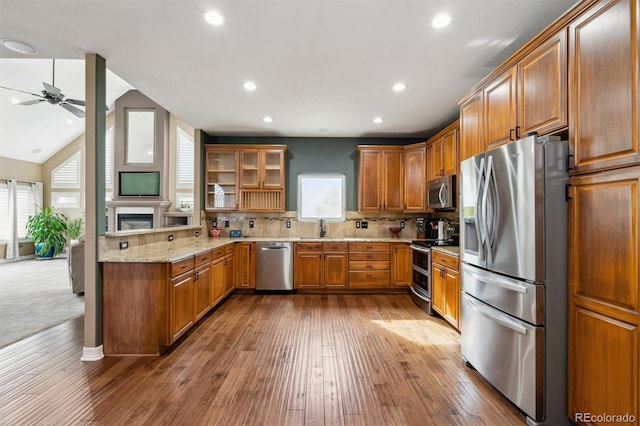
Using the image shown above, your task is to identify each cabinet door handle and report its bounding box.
[509,128,515,141]
[515,125,521,139]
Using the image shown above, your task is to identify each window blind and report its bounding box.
[176,127,194,189]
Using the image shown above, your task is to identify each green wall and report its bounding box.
[205,136,423,211]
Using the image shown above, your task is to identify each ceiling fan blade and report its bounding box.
[43,82,62,98]
[18,99,46,106]
[60,102,85,118]
[65,98,85,106]
[0,85,45,98]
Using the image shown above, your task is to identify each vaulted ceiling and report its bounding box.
[0,0,578,163]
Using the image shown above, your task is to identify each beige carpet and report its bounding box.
[0,258,84,349]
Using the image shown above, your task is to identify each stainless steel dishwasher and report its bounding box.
[255,241,294,291]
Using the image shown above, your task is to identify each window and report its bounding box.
[176,127,194,189]
[297,174,346,222]
[51,192,81,209]
[16,183,35,238]
[105,126,114,189]
[0,182,8,240]
[51,151,81,189]
[126,109,155,164]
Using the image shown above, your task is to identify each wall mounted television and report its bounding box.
[119,171,160,197]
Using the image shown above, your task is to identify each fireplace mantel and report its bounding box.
[106,199,172,232]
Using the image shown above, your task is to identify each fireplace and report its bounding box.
[117,213,154,231]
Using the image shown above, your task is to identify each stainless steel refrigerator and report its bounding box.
[459,134,570,425]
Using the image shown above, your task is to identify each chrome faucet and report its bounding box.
[319,218,327,238]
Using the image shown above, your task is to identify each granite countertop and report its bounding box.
[100,237,416,263]
[430,245,460,257]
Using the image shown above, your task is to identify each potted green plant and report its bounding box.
[66,217,84,243]
[25,206,68,259]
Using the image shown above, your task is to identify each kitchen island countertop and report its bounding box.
[99,237,417,263]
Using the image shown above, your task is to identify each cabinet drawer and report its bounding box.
[432,251,459,270]
[349,242,390,252]
[349,261,390,271]
[224,244,235,255]
[170,256,195,278]
[194,250,212,267]
[211,247,225,260]
[348,271,391,288]
[296,242,323,252]
[349,252,390,261]
[323,242,348,252]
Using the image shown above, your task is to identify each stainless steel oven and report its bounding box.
[410,242,432,314]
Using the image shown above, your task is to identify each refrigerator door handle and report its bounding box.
[481,157,492,252]
[475,157,486,249]
[487,156,499,248]
[466,296,528,335]
[465,268,527,294]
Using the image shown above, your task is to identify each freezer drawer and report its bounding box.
[462,264,544,325]
[461,293,544,422]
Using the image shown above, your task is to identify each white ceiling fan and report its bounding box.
[0,59,86,117]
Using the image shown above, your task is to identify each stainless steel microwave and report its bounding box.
[427,175,455,210]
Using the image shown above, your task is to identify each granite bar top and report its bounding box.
[99,237,416,263]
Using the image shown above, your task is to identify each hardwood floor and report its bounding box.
[0,294,525,425]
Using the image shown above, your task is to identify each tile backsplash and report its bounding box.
[202,211,457,239]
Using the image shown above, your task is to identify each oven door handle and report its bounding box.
[465,296,528,335]
[410,245,431,254]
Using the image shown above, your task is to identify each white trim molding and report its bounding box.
[81,345,104,361]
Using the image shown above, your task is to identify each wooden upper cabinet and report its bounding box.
[459,93,484,162]
[357,146,404,212]
[483,66,518,149]
[240,148,285,189]
[204,144,285,212]
[403,142,427,212]
[518,29,568,137]
[569,0,640,174]
[204,147,239,211]
[427,121,459,181]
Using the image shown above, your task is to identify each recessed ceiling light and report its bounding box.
[66,119,73,124]
[205,10,224,26]
[373,117,384,124]
[243,81,257,91]
[392,82,407,92]
[10,97,20,105]
[318,128,328,133]
[263,116,273,123]
[1,38,38,55]
[32,148,42,154]
[432,13,451,29]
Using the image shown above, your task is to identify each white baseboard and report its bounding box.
[81,345,104,361]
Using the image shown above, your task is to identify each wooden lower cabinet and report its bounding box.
[348,242,391,289]
[170,271,195,342]
[294,242,348,289]
[103,244,236,355]
[391,243,411,287]
[431,250,460,330]
[235,242,256,289]
[568,166,640,422]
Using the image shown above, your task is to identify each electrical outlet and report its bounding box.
[195,231,200,237]
[400,221,405,228]
[249,220,254,228]
[286,220,291,228]
[168,234,174,242]
[361,221,368,229]
[224,220,230,228]
[356,221,361,228]
[212,219,217,228]
[119,241,128,250]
